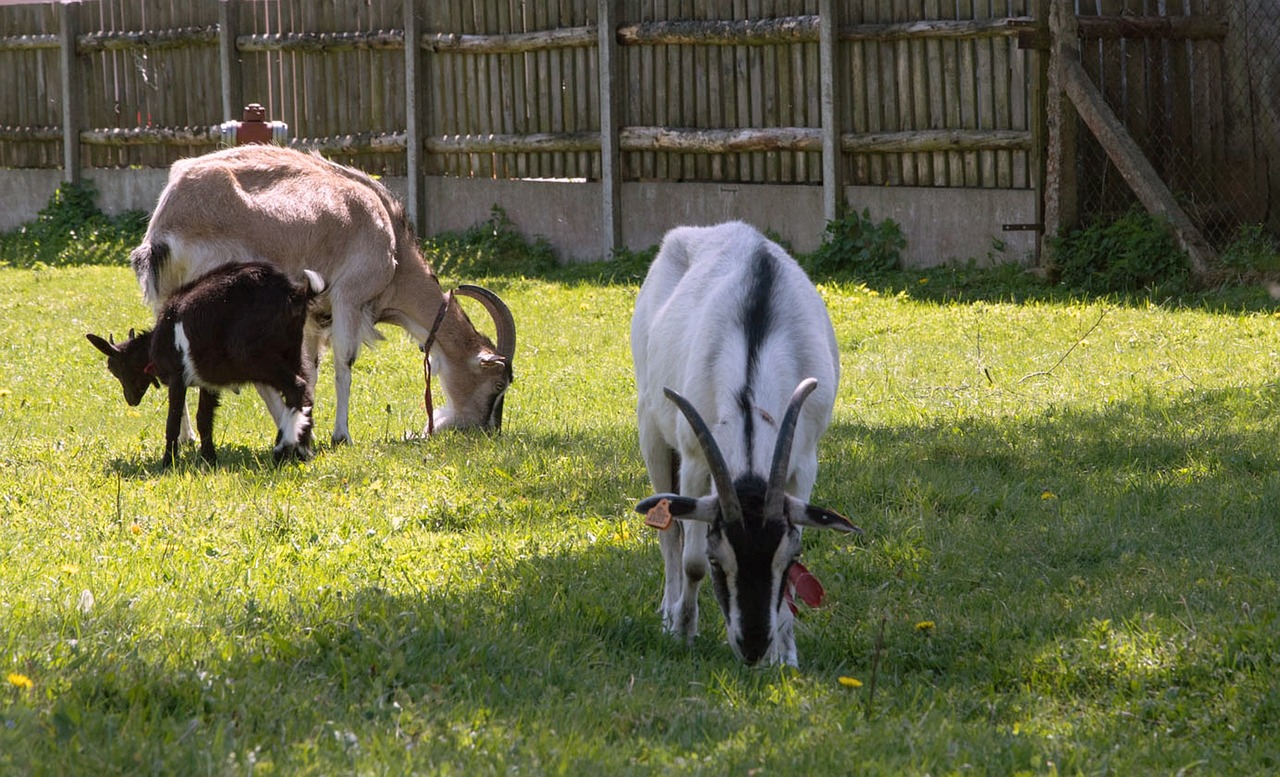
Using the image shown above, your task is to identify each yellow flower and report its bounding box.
[915,620,936,633]
[1040,490,1057,500]
[838,676,862,688]
[129,522,142,535]
[7,672,33,690]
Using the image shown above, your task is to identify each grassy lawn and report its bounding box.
[3,254,1280,774]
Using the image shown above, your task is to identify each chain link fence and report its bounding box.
[1073,0,1278,257]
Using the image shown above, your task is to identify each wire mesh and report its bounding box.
[1074,0,1279,252]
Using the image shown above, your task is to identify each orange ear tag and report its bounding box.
[644,498,674,530]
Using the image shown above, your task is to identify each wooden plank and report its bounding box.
[891,0,912,185]
[990,0,1012,188]
[1043,0,1079,252]
[405,0,425,230]
[599,0,622,251]
[1008,0,1029,190]
[58,0,81,183]
[957,0,978,186]
[533,0,550,177]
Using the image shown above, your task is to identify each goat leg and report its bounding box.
[163,381,187,468]
[195,388,220,465]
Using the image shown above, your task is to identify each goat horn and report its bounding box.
[663,387,743,525]
[455,284,516,362]
[765,378,819,517]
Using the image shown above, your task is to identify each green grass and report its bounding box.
[3,256,1280,775]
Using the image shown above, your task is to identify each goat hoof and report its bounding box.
[273,445,313,464]
[331,433,352,446]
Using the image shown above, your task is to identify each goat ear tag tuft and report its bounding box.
[644,498,674,530]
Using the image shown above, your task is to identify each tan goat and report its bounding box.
[130,144,516,444]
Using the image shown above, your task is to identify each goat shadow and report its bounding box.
[104,440,314,479]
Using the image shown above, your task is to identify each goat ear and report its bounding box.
[86,333,119,357]
[791,500,863,535]
[635,494,706,517]
[636,493,719,525]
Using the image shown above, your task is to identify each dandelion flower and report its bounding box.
[838,676,862,688]
[7,672,33,690]
[1040,490,1057,500]
[915,620,936,633]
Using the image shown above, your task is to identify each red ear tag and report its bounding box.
[787,562,826,609]
[644,498,674,530]
[143,362,157,376]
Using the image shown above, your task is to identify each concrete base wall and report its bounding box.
[1,167,1037,267]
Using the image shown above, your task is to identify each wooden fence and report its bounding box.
[0,0,1274,260]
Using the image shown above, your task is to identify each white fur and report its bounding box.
[631,221,841,666]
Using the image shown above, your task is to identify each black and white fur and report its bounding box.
[88,262,325,468]
[631,221,860,666]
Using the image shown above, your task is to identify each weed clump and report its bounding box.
[0,181,146,269]
[805,208,907,279]
[1220,224,1280,275]
[1051,209,1190,295]
[423,205,559,278]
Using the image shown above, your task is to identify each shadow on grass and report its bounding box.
[104,441,322,479]
[20,386,1280,769]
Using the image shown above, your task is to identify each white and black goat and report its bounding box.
[631,221,861,666]
[130,144,516,445]
[88,261,325,468]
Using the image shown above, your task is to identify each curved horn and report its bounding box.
[765,378,819,516]
[663,387,743,525]
[454,284,516,362]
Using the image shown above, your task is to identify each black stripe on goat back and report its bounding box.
[738,247,778,388]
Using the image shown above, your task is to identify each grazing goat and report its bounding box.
[631,221,861,666]
[88,262,325,468]
[130,144,516,445]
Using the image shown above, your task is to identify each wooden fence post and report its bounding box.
[598,0,622,257]
[1029,0,1049,266]
[219,0,243,122]
[58,0,82,184]
[1041,1,1078,265]
[404,0,427,233]
[818,0,842,225]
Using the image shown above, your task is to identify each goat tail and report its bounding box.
[129,240,170,309]
[301,269,326,297]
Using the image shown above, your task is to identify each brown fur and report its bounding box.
[131,145,515,443]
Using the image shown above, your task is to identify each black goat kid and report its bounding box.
[88,262,326,468]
